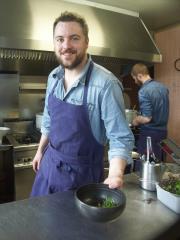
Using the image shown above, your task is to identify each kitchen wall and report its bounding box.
[154,24,180,147]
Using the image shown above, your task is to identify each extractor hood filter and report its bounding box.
[0,48,56,63]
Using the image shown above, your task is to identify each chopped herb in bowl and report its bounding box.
[75,183,126,222]
[98,197,118,208]
[161,179,180,196]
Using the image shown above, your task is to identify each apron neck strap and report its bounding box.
[83,61,94,104]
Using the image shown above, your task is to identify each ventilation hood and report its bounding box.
[0,0,161,63]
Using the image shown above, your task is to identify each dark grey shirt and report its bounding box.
[139,79,169,131]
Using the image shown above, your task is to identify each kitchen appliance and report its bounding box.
[0,73,19,122]
[0,0,162,63]
[3,119,40,200]
[139,137,166,191]
[139,161,166,191]
[0,144,15,203]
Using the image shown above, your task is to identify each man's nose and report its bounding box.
[62,39,71,48]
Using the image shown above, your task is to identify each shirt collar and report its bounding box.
[76,55,92,86]
[144,78,153,85]
[141,78,153,88]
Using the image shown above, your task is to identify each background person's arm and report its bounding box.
[132,115,152,126]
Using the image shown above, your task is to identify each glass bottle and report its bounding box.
[146,136,157,163]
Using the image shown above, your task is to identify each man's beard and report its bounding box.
[55,49,86,70]
[136,79,142,86]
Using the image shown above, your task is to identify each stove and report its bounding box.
[3,119,41,200]
[4,119,40,168]
[13,134,38,145]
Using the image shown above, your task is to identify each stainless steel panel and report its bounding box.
[0,73,19,108]
[15,166,35,200]
[0,0,161,62]
[0,73,19,121]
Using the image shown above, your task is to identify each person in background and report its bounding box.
[31,11,134,197]
[131,63,169,162]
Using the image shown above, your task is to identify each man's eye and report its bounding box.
[57,38,63,43]
[72,37,79,41]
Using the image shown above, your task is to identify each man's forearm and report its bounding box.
[108,157,127,177]
[37,134,49,154]
[132,115,151,126]
[103,157,127,188]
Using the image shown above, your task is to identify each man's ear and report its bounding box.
[137,73,143,80]
[86,37,89,44]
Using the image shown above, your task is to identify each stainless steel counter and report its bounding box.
[0,173,179,240]
[120,173,179,240]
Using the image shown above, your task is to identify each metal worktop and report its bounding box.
[0,173,179,240]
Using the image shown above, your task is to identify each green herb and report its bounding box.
[162,179,180,195]
[98,197,117,208]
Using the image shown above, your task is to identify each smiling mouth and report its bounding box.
[63,53,74,57]
[61,49,76,55]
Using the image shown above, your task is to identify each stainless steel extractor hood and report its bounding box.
[0,0,161,63]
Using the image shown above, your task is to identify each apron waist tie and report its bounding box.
[56,161,72,173]
[48,143,93,165]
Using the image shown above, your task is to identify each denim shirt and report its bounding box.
[139,79,169,130]
[41,56,134,164]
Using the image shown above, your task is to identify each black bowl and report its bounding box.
[75,183,126,222]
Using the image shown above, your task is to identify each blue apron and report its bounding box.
[31,63,104,196]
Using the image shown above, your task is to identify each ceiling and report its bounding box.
[81,0,180,31]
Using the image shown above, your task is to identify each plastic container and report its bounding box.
[156,182,180,214]
[36,113,43,130]
[125,109,137,126]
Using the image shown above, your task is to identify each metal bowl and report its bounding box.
[75,183,126,222]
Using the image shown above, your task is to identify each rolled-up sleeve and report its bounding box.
[139,90,152,117]
[41,72,57,136]
[101,78,135,164]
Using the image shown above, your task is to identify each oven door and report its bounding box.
[15,163,35,200]
[0,145,15,203]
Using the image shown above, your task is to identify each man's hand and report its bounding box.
[132,117,139,126]
[104,158,126,189]
[132,115,152,126]
[104,175,123,189]
[32,151,43,172]
[32,134,49,172]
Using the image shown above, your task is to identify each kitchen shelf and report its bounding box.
[19,83,46,90]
